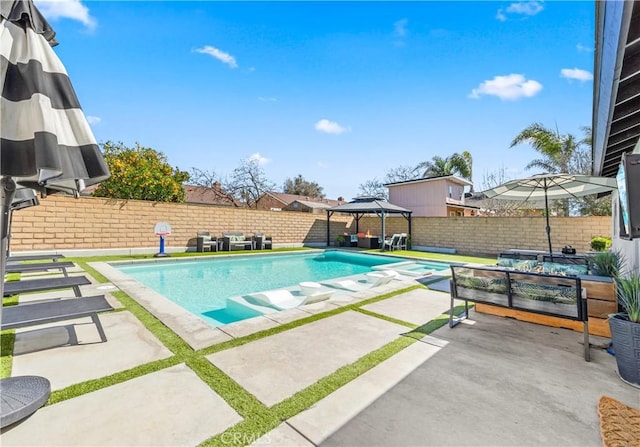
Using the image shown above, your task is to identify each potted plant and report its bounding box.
[589,250,624,277]
[334,234,346,247]
[609,271,640,387]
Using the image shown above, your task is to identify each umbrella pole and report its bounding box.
[543,180,553,256]
[1,177,17,322]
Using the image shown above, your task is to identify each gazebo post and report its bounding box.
[326,210,334,247]
[380,211,386,251]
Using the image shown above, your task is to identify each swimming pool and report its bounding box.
[113,251,402,327]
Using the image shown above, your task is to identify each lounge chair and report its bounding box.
[6,261,75,276]
[383,234,402,251]
[8,254,65,263]
[1,295,113,342]
[3,275,90,297]
[325,272,396,292]
[248,288,333,310]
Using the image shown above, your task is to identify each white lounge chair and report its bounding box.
[326,272,396,292]
[248,288,333,310]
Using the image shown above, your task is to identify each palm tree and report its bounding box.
[417,152,473,181]
[510,123,580,173]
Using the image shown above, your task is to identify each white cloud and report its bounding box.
[317,161,329,169]
[195,46,238,68]
[248,152,269,165]
[469,74,543,100]
[394,19,408,37]
[560,68,593,82]
[497,1,544,21]
[35,0,96,29]
[314,119,350,135]
[506,1,544,16]
[576,43,594,53]
[258,97,277,102]
[86,115,101,125]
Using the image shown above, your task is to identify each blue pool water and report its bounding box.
[114,251,402,327]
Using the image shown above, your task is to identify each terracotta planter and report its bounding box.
[608,313,640,387]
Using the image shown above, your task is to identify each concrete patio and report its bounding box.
[1,271,637,446]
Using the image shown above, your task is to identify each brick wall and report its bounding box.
[356,215,612,256]
[9,196,352,252]
[9,196,611,256]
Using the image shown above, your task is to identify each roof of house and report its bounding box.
[261,192,346,207]
[384,175,473,188]
[183,185,238,206]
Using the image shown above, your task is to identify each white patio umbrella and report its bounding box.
[1,0,110,426]
[479,173,618,254]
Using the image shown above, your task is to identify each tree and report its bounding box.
[510,123,580,174]
[511,124,610,216]
[92,141,189,202]
[358,179,388,199]
[188,167,220,188]
[477,166,539,216]
[224,159,276,208]
[283,175,325,198]
[416,152,473,181]
[384,165,421,183]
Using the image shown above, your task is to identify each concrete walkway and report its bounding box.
[2,273,638,446]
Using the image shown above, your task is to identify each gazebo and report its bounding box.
[325,196,412,251]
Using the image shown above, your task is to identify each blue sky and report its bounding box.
[38,0,595,200]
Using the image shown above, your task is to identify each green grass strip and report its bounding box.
[2,295,19,306]
[5,272,20,282]
[0,331,15,378]
[354,307,418,329]
[48,356,181,405]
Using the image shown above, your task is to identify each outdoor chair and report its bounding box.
[7,254,65,263]
[247,287,333,310]
[1,295,114,343]
[3,275,91,297]
[383,234,402,251]
[253,233,272,250]
[6,261,75,276]
[196,231,217,252]
[324,272,396,292]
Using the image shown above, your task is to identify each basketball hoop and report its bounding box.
[153,222,171,257]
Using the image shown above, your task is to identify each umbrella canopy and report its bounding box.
[1,0,110,302]
[480,173,618,254]
[1,0,110,196]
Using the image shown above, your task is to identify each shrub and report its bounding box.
[590,236,612,252]
[589,250,624,278]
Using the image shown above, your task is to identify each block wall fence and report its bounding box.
[9,196,612,256]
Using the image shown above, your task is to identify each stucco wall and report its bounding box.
[8,195,611,257]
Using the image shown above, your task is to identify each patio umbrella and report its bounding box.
[479,173,617,254]
[1,0,110,302]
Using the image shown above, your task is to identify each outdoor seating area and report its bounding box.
[195,231,274,252]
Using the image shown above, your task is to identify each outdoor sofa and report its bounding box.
[449,264,590,360]
[221,232,254,251]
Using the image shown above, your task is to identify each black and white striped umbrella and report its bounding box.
[480,173,617,254]
[1,0,110,196]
